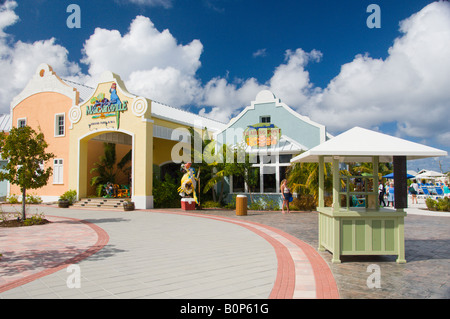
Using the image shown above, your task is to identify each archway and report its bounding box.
[77,129,134,201]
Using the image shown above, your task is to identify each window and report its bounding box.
[279,154,292,163]
[17,118,26,128]
[55,114,65,137]
[262,166,276,193]
[53,159,64,184]
[260,116,271,123]
[232,175,245,193]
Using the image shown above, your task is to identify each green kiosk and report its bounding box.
[291,127,447,264]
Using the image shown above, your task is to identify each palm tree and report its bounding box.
[90,142,117,196]
[287,161,333,202]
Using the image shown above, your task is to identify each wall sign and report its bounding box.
[244,123,281,148]
[86,83,128,129]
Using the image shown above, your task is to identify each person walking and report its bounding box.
[378,181,386,207]
[387,182,395,207]
[280,179,291,214]
[410,179,419,204]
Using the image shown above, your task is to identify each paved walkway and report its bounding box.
[1,200,449,299]
[0,206,338,299]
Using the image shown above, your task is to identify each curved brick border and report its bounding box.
[154,210,339,299]
[0,216,109,293]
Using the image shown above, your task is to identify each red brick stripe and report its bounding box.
[0,216,109,293]
[153,210,339,299]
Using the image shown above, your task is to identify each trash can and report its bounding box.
[236,195,247,216]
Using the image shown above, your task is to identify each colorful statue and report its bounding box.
[178,162,198,204]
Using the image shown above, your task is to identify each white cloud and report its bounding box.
[1,0,449,163]
[119,0,173,8]
[81,15,204,107]
[252,48,267,58]
[306,1,450,144]
[0,0,18,37]
[0,1,83,112]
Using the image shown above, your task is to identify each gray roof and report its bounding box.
[62,79,95,103]
[0,114,11,132]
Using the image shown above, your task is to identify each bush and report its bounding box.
[426,197,449,212]
[59,190,77,205]
[436,197,450,212]
[23,213,47,226]
[202,200,221,208]
[426,197,437,211]
[225,194,237,209]
[153,174,181,208]
[249,196,280,211]
[26,194,42,204]
[291,195,317,211]
[6,194,19,204]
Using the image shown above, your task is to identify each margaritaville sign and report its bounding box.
[86,83,128,129]
[244,123,281,148]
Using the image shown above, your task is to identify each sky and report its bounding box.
[0,0,449,173]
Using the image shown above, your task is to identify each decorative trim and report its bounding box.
[10,64,78,111]
[68,105,82,129]
[131,96,148,117]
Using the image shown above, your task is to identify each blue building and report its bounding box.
[214,90,330,205]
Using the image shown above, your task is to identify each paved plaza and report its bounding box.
[0,200,449,299]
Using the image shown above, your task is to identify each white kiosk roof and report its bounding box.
[291,126,448,163]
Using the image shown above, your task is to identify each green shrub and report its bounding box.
[436,197,449,212]
[23,213,46,226]
[6,194,19,204]
[426,198,437,211]
[202,200,221,208]
[248,196,280,211]
[225,194,237,209]
[26,194,42,204]
[59,190,77,205]
[153,174,181,208]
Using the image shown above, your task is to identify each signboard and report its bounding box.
[86,83,128,129]
[244,123,281,148]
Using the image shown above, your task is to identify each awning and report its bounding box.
[291,127,447,163]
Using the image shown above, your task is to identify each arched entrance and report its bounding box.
[86,131,133,198]
[68,72,154,209]
[77,129,135,201]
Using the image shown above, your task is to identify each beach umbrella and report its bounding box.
[382,173,415,179]
[414,170,444,179]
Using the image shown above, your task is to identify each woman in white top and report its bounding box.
[280,179,291,214]
[410,179,419,204]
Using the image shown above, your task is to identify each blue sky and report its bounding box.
[1,0,449,172]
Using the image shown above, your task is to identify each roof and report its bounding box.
[151,101,227,132]
[62,79,95,103]
[61,79,227,132]
[0,114,11,132]
[291,126,448,163]
[215,90,328,144]
[245,135,307,154]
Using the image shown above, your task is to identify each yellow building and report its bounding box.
[9,64,225,209]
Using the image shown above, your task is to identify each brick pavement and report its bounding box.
[1,203,448,299]
[194,207,450,299]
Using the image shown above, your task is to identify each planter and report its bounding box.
[58,199,70,208]
[123,201,135,211]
